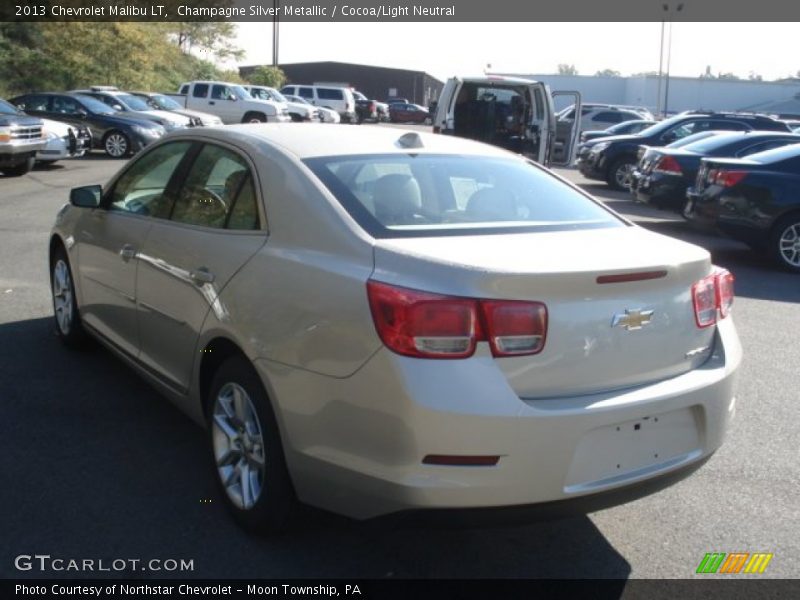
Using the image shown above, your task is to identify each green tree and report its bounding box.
[557,64,578,76]
[245,66,287,89]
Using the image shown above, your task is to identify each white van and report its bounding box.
[433,76,581,166]
[280,84,356,123]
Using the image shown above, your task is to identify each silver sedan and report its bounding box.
[49,125,741,533]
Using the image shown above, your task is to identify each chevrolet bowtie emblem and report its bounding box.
[611,308,654,330]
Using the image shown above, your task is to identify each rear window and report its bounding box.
[679,133,746,154]
[305,154,623,238]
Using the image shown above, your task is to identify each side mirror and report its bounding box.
[228,96,237,102]
[112,104,124,111]
[76,108,88,118]
[70,185,102,208]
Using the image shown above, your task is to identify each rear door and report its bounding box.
[548,89,582,166]
[135,141,267,393]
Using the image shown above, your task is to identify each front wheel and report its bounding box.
[208,357,296,534]
[51,246,89,347]
[2,156,35,176]
[769,214,800,273]
[607,157,636,191]
[103,131,130,158]
[242,112,267,124]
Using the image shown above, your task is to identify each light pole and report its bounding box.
[661,3,683,118]
[656,22,665,117]
[272,0,280,66]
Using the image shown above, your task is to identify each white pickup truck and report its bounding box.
[169,81,291,124]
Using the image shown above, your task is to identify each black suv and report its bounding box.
[577,112,790,190]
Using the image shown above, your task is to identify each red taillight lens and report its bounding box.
[367,281,480,358]
[692,275,717,328]
[366,281,548,359]
[691,268,735,328]
[654,155,682,175]
[714,169,747,187]
[480,300,547,356]
[715,269,735,318]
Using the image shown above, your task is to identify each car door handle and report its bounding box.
[119,244,136,261]
[209,101,216,105]
[189,268,215,285]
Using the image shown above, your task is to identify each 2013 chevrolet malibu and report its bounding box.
[49,125,741,533]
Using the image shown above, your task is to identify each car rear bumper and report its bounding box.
[631,170,688,209]
[256,317,741,520]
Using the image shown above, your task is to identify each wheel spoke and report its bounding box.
[213,413,239,442]
[216,447,241,468]
[239,462,253,507]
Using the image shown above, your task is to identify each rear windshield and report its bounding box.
[742,142,800,164]
[679,133,746,153]
[304,154,623,238]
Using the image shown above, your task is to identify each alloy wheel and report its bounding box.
[52,259,73,335]
[105,133,128,158]
[778,222,800,267]
[212,382,266,510]
[615,162,635,189]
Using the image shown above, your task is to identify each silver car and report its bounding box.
[49,125,741,533]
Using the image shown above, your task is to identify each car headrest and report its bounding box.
[373,174,422,225]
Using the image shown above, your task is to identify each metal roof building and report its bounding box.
[240,61,443,106]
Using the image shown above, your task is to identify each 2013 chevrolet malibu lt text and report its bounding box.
[49,125,741,533]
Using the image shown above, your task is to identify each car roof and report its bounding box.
[171,124,516,159]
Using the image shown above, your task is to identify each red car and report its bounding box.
[389,103,430,124]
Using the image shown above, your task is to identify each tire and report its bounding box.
[208,356,296,534]
[607,156,636,191]
[2,156,35,176]
[768,213,800,273]
[103,131,130,158]
[51,245,89,347]
[242,112,267,124]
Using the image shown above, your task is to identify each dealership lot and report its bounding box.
[1,140,798,578]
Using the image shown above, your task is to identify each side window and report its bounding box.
[317,88,344,101]
[298,87,314,99]
[52,96,80,114]
[171,144,260,230]
[109,142,192,218]
[211,85,233,100]
[707,120,748,132]
[192,84,209,98]
[180,84,189,95]
[593,111,622,123]
[16,95,49,111]
[737,140,786,157]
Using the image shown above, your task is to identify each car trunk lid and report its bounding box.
[373,226,716,398]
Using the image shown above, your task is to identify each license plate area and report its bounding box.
[564,407,701,493]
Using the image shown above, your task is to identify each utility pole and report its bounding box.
[662,3,684,118]
[272,0,280,66]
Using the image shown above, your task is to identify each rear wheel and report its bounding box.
[607,156,636,191]
[769,213,800,273]
[208,356,296,533]
[2,156,35,176]
[242,112,267,124]
[51,246,89,347]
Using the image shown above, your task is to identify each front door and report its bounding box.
[75,141,193,357]
[135,142,266,393]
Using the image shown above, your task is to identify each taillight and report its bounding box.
[691,268,734,328]
[366,281,548,359]
[715,269,735,318]
[654,155,683,175]
[480,300,547,356]
[714,169,747,187]
[367,281,480,358]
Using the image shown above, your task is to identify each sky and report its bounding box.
[232,22,800,82]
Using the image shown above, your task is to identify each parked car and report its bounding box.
[36,118,92,165]
[580,120,656,143]
[433,75,581,166]
[10,92,166,158]
[685,143,800,272]
[577,112,791,190]
[131,91,223,126]
[242,85,318,123]
[559,103,654,122]
[280,84,357,122]
[171,81,290,124]
[74,87,193,131]
[632,131,800,210]
[560,106,645,136]
[388,102,430,124]
[282,95,340,123]
[52,124,740,532]
[385,96,409,105]
[351,90,378,123]
[0,97,46,176]
[576,129,725,165]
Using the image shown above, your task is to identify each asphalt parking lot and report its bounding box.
[1,136,798,580]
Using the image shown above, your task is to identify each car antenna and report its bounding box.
[397,132,424,149]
